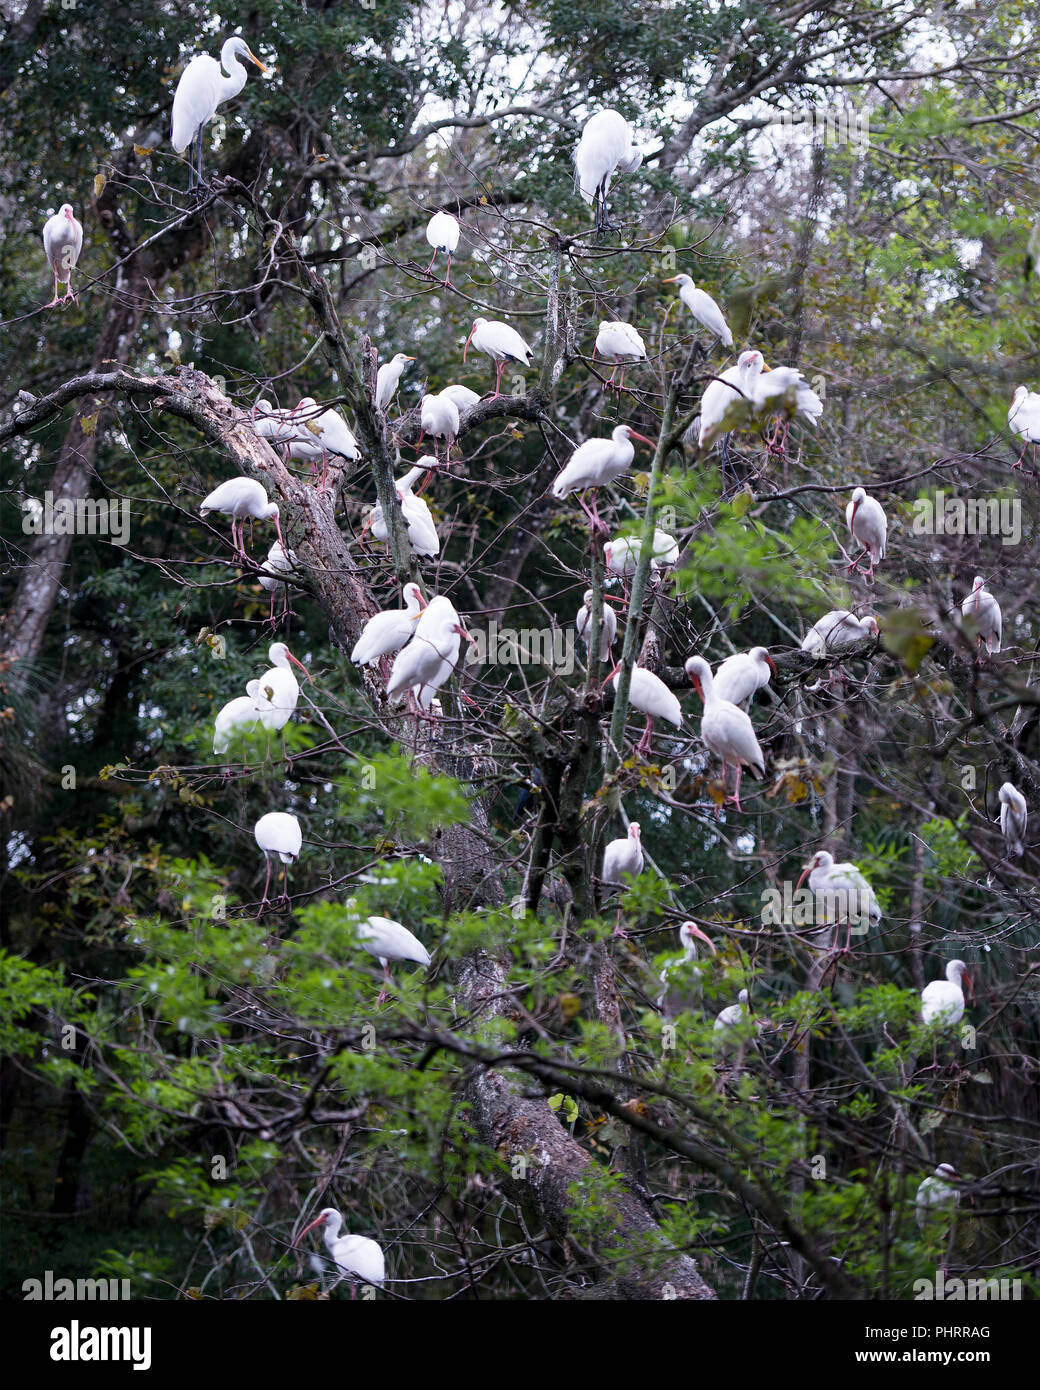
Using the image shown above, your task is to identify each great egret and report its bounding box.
[171,35,268,190]
[573,110,642,234]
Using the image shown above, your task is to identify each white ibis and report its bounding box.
[295,1208,385,1293]
[199,477,284,559]
[795,848,881,952]
[921,959,973,1029]
[998,782,1027,859]
[464,318,534,397]
[801,610,879,653]
[915,1164,960,1232]
[171,36,267,189]
[594,321,647,390]
[351,583,427,667]
[1008,385,1040,469]
[439,384,481,412]
[697,354,756,451]
[292,398,361,492]
[663,274,733,347]
[419,391,460,462]
[551,425,654,530]
[685,655,765,812]
[425,210,460,286]
[604,531,678,579]
[258,540,298,622]
[657,921,716,1015]
[576,589,617,662]
[601,822,643,935]
[42,204,83,307]
[573,109,642,233]
[386,596,476,711]
[212,695,262,761]
[961,576,1001,655]
[740,350,823,447]
[365,468,440,557]
[375,352,415,411]
[254,811,302,910]
[845,487,887,583]
[713,988,751,1037]
[712,647,775,707]
[356,914,432,1002]
[609,663,682,756]
[252,399,297,456]
[248,642,309,752]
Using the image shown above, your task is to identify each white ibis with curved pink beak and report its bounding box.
[576,589,617,663]
[801,610,879,653]
[608,663,682,756]
[199,477,284,559]
[594,321,647,391]
[601,822,643,936]
[921,959,973,1028]
[845,487,887,583]
[294,1208,385,1295]
[552,425,654,531]
[351,583,427,668]
[42,203,83,307]
[463,317,534,397]
[426,211,460,286]
[795,848,881,953]
[419,391,460,463]
[961,576,1001,655]
[354,913,432,1002]
[685,655,765,811]
[1008,385,1040,469]
[657,921,717,1014]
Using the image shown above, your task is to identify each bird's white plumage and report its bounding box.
[552,426,647,497]
[297,1208,386,1287]
[254,811,302,864]
[426,211,460,253]
[386,596,467,704]
[657,922,716,1015]
[603,531,678,576]
[1008,385,1040,443]
[249,642,307,731]
[595,320,647,363]
[293,398,360,462]
[439,384,481,411]
[921,959,970,1028]
[252,400,296,448]
[171,37,265,153]
[420,392,460,450]
[351,583,426,666]
[665,274,733,346]
[465,317,533,365]
[375,353,414,411]
[801,610,879,653]
[212,695,262,754]
[714,988,750,1033]
[602,822,643,887]
[845,487,887,579]
[42,204,83,297]
[712,647,775,707]
[201,477,279,523]
[697,354,757,450]
[575,589,616,662]
[796,849,881,938]
[356,915,432,968]
[258,541,297,592]
[685,655,766,787]
[961,576,1001,654]
[741,351,823,427]
[367,469,440,556]
[573,109,642,205]
[613,666,682,730]
[998,782,1027,858]
[915,1166,959,1231]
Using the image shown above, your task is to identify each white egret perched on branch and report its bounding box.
[171,36,268,190]
[663,274,733,347]
[42,204,83,307]
[573,109,642,234]
[375,353,415,412]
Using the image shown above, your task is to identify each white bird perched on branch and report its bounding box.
[252,399,296,457]
[439,383,481,412]
[663,273,733,347]
[375,352,415,411]
[254,811,302,911]
[212,695,263,760]
[463,317,534,397]
[199,477,284,559]
[997,782,1027,859]
[845,487,887,583]
[576,589,617,663]
[601,822,643,935]
[657,921,717,1015]
[248,642,309,745]
[685,655,765,812]
[801,610,879,653]
[386,595,476,711]
[419,391,460,463]
[42,204,83,307]
[171,35,268,190]
[961,576,1001,656]
[915,1165,960,1232]
[425,210,460,286]
[551,425,654,531]
[697,354,757,451]
[351,583,427,668]
[257,540,298,623]
[295,1208,385,1292]
[713,987,751,1035]
[921,959,973,1029]
[740,349,823,448]
[795,848,881,953]
[355,914,432,1002]
[1008,385,1040,469]
[365,467,440,557]
[604,531,678,579]
[292,398,361,492]
[573,109,642,234]
[712,647,775,707]
[594,321,647,391]
[608,663,682,756]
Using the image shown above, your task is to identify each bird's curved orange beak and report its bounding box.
[628,431,655,446]
[849,500,860,527]
[286,652,311,682]
[662,276,679,284]
[795,861,814,890]
[293,1213,326,1245]
[463,324,477,362]
[766,655,777,678]
[686,923,716,954]
[246,48,269,73]
[963,971,976,1005]
[689,673,704,701]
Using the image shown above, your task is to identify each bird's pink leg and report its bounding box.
[493,360,504,398]
[1012,442,1027,469]
[426,249,438,275]
[260,857,273,914]
[47,273,62,308]
[378,966,391,1004]
[613,903,627,939]
[444,254,452,289]
[273,511,287,553]
[635,714,654,755]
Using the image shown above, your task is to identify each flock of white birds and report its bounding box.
[35,31,1033,1293]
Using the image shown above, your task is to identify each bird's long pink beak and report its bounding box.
[294,1214,326,1245]
[686,924,716,954]
[463,324,477,362]
[600,660,622,691]
[64,207,75,222]
[766,655,777,678]
[795,864,813,890]
[849,501,860,527]
[628,431,655,446]
[963,972,976,1004]
[689,673,704,701]
[286,652,311,681]
[453,623,479,649]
